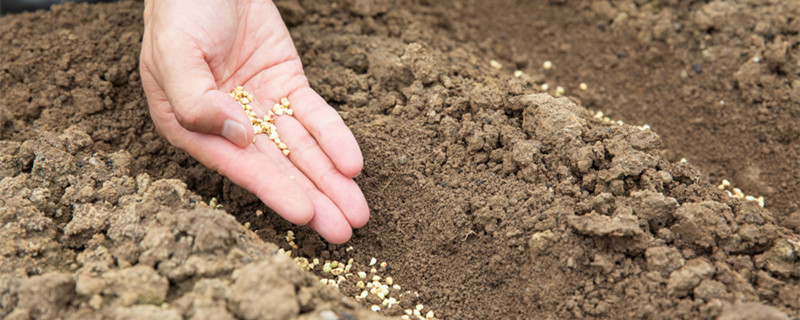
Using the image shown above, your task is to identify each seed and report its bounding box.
[579,82,588,90]
[327,279,336,286]
[401,316,410,320]
[379,262,387,268]
[357,281,365,289]
[286,109,294,116]
[358,272,367,279]
[331,268,343,275]
[382,299,390,306]
[386,277,393,285]
[278,142,288,150]
[426,311,435,319]
[360,291,368,299]
[404,309,413,315]
[514,70,523,77]
[370,305,380,312]
[281,97,290,107]
[543,60,553,69]
[377,291,385,299]
[490,59,502,69]
[416,304,424,311]
[370,268,377,274]
[393,284,401,290]
[541,83,549,91]
[413,309,421,317]
[555,86,565,97]
[283,149,290,156]
[369,288,377,295]
[241,98,250,104]
[372,275,381,282]
[320,279,328,285]
[369,257,377,266]
[330,261,338,268]
[346,246,354,252]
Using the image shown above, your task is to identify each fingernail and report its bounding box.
[221,119,248,147]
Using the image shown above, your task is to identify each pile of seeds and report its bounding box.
[277,231,437,320]
[229,86,293,156]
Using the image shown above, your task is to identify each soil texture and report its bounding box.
[1,1,799,319]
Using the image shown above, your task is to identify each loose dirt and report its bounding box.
[1,1,798,319]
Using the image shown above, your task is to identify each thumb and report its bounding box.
[154,41,253,147]
[172,89,255,148]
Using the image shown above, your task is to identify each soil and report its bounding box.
[1,1,799,320]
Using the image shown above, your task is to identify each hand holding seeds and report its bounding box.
[139,0,369,243]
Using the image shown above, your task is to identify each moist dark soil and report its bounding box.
[1,1,799,320]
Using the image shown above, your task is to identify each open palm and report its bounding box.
[140,0,368,243]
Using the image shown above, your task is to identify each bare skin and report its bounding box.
[139,0,369,243]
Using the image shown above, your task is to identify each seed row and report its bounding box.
[278,231,437,320]
[230,86,293,156]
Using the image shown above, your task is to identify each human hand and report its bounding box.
[139,0,369,243]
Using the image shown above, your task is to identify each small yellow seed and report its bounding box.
[386,277,393,285]
[281,97,290,107]
[282,150,290,156]
[579,82,588,90]
[426,311,435,319]
[358,272,367,278]
[416,304,424,311]
[372,275,381,282]
[370,268,377,274]
[357,281,365,289]
[543,60,553,69]
[278,142,288,150]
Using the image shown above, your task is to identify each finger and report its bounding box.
[273,115,370,228]
[287,87,363,178]
[176,131,314,225]
[149,32,254,147]
[252,135,354,243]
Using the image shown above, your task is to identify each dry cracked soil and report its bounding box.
[1,0,799,319]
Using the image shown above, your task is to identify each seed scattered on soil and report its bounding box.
[542,60,553,69]
[283,231,439,319]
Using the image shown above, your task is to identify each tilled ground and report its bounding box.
[1,1,798,319]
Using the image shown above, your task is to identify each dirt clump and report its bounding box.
[1,0,799,319]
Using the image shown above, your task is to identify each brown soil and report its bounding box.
[1,1,799,320]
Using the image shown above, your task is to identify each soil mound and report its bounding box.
[1,1,798,319]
